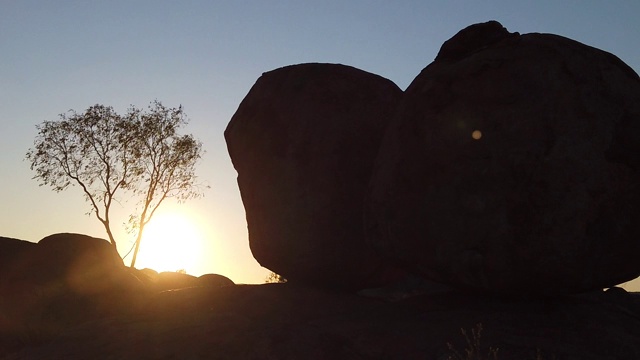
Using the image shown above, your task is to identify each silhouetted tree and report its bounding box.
[26,100,205,267]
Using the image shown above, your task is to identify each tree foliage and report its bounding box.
[26,100,206,266]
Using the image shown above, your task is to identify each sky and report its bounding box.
[1,1,639,290]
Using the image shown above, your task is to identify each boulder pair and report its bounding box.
[225,21,640,294]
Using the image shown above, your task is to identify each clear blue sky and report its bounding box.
[1,1,639,289]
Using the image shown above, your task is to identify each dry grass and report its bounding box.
[447,323,499,360]
[446,323,554,360]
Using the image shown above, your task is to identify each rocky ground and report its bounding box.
[2,282,640,359]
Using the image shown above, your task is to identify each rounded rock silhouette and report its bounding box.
[226,63,403,289]
[367,21,640,294]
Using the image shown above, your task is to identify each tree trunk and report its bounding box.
[101,219,120,257]
[129,222,146,268]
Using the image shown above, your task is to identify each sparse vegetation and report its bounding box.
[265,272,287,284]
[447,323,499,360]
[446,323,555,360]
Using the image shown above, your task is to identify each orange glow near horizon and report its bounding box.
[133,212,204,274]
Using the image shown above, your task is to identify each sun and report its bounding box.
[133,212,204,274]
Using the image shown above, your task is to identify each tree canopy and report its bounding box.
[26,100,206,267]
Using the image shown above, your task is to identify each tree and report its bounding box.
[26,100,205,267]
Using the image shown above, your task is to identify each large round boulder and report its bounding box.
[366,21,640,294]
[225,63,403,289]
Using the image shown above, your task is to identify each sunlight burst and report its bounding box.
[133,212,203,273]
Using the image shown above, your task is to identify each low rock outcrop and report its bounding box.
[155,271,200,290]
[0,234,131,356]
[30,233,125,293]
[366,21,640,294]
[0,237,35,288]
[0,233,129,300]
[0,233,233,357]
[129,269,234,291]
[225,63,403,289]
[198,273,235,287]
